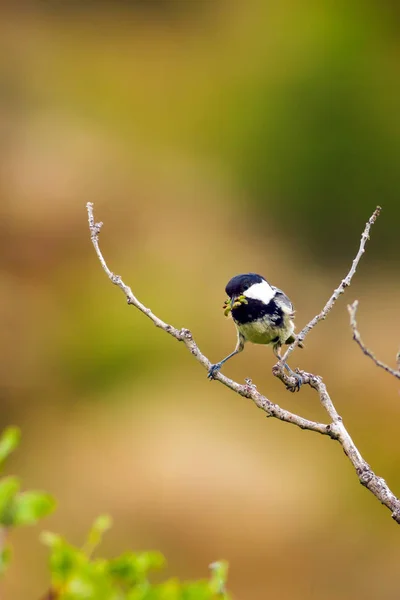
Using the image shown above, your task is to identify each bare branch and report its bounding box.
[86,202,400,524]
[280,206,381,364]
[348,300,400,380]
[86,202,328,435]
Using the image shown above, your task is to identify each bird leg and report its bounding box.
[208,332,245,380]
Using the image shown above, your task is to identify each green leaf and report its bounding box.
[209,561,229,596]
[40,531,63,548]
[0,427,21,467]
[83,515,113,557]
[108,551,165,587]
[41,533,88,588]
[63,574,96,599]
[12,491,56,526]
[62,570,118,600]
[0,477,20,526]
[135,551,166,577]
[51,546,84,587]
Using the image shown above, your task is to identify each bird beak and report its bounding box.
[232,295,248,309]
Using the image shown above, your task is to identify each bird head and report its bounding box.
[222,272,274,316]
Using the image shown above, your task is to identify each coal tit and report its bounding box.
[208,273,302,390]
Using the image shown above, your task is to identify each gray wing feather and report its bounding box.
[271,286,294,316]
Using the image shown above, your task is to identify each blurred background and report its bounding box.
[1,1,400,598]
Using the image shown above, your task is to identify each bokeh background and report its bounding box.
[1,1,400,598]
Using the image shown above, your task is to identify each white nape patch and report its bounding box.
[244,280,275,304]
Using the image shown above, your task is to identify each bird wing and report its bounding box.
[271,286,295,316]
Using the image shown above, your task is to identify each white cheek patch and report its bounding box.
[244,280,274,304]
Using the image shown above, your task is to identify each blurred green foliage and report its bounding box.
[0,429,230,599]
[0,427,55,574]
[42,516,230,600]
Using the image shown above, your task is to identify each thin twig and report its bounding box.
[86,202,400,524]
[348,300,400,380]
[280,206,381,365]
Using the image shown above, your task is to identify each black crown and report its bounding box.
[225,273,265,297]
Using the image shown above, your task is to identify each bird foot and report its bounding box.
[208,363,222,380]
[285,371,303,393]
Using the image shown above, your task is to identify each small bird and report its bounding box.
[208,273,302,390]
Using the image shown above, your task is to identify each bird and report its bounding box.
[207,273,302,390]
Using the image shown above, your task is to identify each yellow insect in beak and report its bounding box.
[223,298,232,317]
[223,295,248,317]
